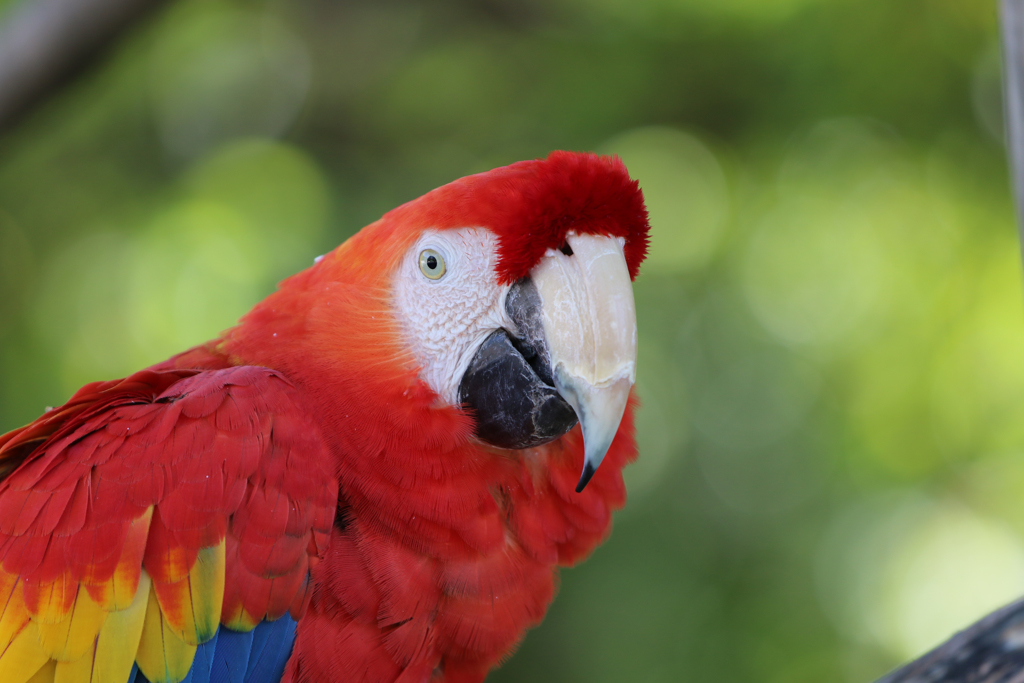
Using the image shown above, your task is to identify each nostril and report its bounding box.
[559,242,573,256]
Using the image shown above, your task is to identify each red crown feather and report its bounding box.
[383,150,650,283]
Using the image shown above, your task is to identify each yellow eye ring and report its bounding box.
[419,249,447,280]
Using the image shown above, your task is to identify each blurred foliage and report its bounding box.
[0,0,1016,681]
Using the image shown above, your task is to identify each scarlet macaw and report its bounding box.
[0,151,648,683]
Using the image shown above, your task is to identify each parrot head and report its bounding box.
[223,150,648,494]
[388,154,647,491]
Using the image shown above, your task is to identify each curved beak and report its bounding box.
[530,233,637,492]
[458,232,637,492]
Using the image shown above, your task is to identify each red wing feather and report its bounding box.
[0,366,337,683]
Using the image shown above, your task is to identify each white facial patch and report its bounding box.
[392,228,516,406]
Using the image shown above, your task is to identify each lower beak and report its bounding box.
[529,233,637,492]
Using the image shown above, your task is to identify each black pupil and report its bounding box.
[426,255,437,270]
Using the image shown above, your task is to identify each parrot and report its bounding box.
[0,150,649,683]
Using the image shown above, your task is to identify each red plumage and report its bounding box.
[0,151,647,682]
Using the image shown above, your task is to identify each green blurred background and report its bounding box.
[0,0,1016,680]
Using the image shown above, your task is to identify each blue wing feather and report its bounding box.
[210,627,255,683]
[243,619,277,682]
[185,630,220,683]
[245,617,298,683]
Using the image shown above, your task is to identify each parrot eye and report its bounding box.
[419,249,447,280]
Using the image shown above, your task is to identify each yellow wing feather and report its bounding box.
[53,645,93,683]
[36,583,106,661]
[188,541,226,645]
[0,622,50,683]
[25,659,55,683]
[89,571,150,683]
[152,540,226,646]
[0,573,30,653]
[136,583,197,683]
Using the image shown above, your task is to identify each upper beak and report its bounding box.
[529,233,637,492]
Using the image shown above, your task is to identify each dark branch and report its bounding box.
[874,598,1024,682]
[0,0,170,134]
